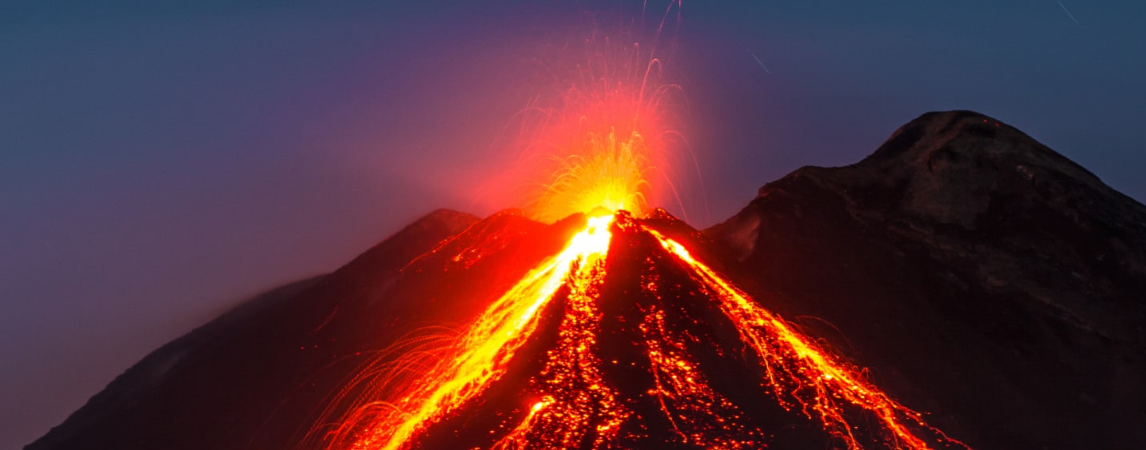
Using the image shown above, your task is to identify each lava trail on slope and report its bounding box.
[313,211,970,450]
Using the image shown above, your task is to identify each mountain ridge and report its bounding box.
[707,110,1146,449]
[27,111,1146,450]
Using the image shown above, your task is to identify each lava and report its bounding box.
[317,212,970,450]
[647,228,970,450]
[535,128,651,222]
[322,215,615,450]
[492,219,628,450]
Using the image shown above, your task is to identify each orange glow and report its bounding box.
[497,9,688,224]
[323,215,614,450]
[638,301,765,449]
[492,223,628,449]
[491,396,553,450]
[533,127,651,222]
[321,213,971,450]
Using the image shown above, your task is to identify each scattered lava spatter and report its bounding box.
[324,212,972,450]
[497,4,692,224]
[327,215,616,450]
[644,226,971,450]
[634,297,765,449]
[493,226,629,450]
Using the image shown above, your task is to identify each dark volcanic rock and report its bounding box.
[708,110,1146,450]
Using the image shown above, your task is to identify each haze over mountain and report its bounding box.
[26,111,1146,450]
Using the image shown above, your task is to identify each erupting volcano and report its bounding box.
[308,209,970,450]
[282,11,972,448]
[26,5,1146,450]
[29,110,1146,450]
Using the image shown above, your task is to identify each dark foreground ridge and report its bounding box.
[28,111,1146,450]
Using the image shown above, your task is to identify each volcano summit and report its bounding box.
[26,111,1146,450]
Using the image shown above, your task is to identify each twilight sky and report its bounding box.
[2,1,1144,447]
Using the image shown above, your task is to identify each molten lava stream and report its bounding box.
[336,215,615,450]
[645,227,970,450]
[492,224,628,450]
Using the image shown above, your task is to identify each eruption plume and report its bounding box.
[495,3,690,223]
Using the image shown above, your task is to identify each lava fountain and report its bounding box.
[499,3,689,223]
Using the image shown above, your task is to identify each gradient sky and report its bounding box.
[3,1,1144,447]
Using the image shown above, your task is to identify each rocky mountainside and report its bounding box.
[26,111,1146,450]
[708,110,1146,449]
[26,208,484,450]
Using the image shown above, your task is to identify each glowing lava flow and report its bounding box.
[491,221,629,450]
[646,229,971,450]
[334,215,615,450]
[326,213,971,450]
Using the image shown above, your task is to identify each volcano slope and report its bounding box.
[26,111,1146,450]
[708,111,1146,449]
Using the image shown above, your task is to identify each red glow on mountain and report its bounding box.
[306,5,971,449]
[307,211,970,450]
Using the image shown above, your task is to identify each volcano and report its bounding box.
[26,111,1146,450]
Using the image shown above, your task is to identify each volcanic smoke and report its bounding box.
[307,5,972,450]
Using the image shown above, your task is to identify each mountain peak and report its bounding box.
[862,110,1096,182]
[711,110,1146,450]
[758,110,1137,232]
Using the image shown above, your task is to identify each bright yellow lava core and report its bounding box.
[532,129,651,223]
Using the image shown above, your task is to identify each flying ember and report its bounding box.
[501,4,687,224]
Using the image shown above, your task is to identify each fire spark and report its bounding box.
[491,3,689,224]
